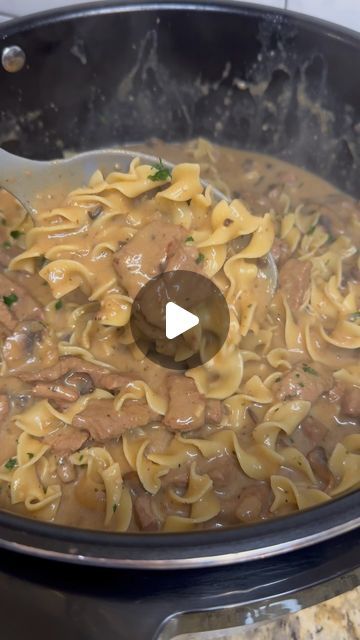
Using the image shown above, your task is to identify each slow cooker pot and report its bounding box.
[0,3,359,638]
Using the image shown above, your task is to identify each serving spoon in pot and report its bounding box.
[0,146,277,289]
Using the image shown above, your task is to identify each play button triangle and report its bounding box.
[165,301,199,340]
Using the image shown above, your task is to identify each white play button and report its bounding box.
[165,301,199,340]
[130,270,230,369]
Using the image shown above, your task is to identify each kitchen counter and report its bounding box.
[181,586,360,639]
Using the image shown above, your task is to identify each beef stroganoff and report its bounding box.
[0,139,359,532]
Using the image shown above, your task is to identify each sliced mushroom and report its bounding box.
[64,371,95,396]
[87,204,103,220]
[2,320,58,373]
[307,447,334,489]
[57,458,77,484]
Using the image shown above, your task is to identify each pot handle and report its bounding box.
[0,561,358,640]
[0,12,17,20]
[110,529,360,639]
[110,566,360,640]
[0,530,359,640]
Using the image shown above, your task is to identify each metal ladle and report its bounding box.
[0,147,277,289]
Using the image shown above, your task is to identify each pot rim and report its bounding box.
[2,0,360,42]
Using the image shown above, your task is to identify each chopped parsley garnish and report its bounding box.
[327,233,336,244]
[307,224,316,235]
[27,452,34,460]
[3,293,18,307]
[10,230,23,240]
[148,159,172,182]
[54,299,63,310]
[348,311,360,322]
[302,363,319,376]
[112,503,118,513]
[4,457,17,471]
[79,454,84,462]
[195,252,205,264]
[2,241,11,249]
[185,236,194,243]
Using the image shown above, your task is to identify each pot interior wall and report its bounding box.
[0,2,359,196]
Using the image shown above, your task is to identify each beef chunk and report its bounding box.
[205,399,222,425]
[113,221,187,298]
[275,363,333,403]
[163,375,205,432]
[19,356,134,392]
[0,394,9,422]
[0,301,17,332]
[301,416,327,446]
[235,483,272,523]
[134,494,161,531]
[72,399,158,441]
[340,386,360,418]
[0,273,43,322]
[44,426,88,456]
[271,238,291,267]
[279,258,311,313]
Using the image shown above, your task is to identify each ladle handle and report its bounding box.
[0,147,45,212]
[0,147,164,214]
